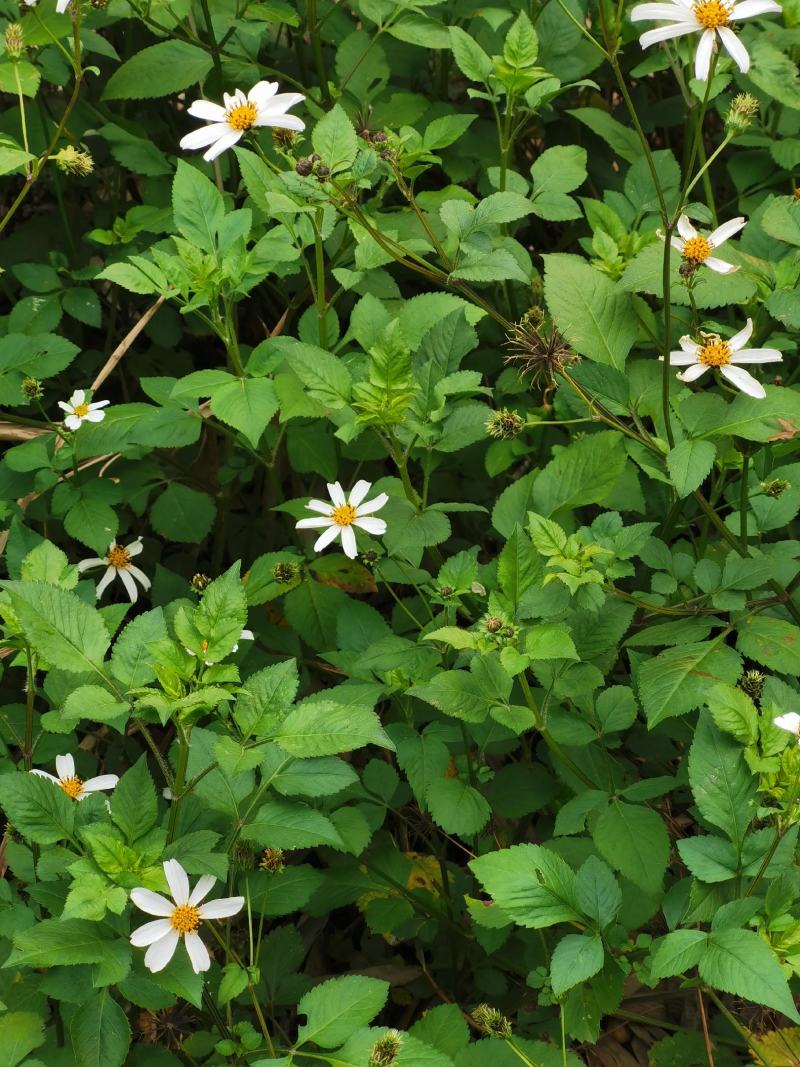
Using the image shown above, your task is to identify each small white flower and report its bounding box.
[186,629,255,665]
[774,712,800,738]
[78,537,151,603]
[179,81,305,162]
[24,0,72,12]
[30,753,118,800]
[664,317,782,399]
[296,480,388,560]
[630,0,782,80]
[130,859,244,974]
[661,214,745,274]
[57,389,110,431]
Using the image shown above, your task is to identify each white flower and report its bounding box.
[661,214,745,274]
[179,81,305,162]
[77,537,151,603]
[296,480,388,560]
[630,0,782,80]
[30,752,118,800]
[774,712,800,738]
[665,318,782,399]
[57,389,110,431]
[186,629,254,665]
[24,0,72,12]
[130,859,244,974]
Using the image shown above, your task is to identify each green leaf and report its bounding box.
[705,682,758,746]
[111,754,157,843]
[110,608,168,690]
[70,990,131,1067]
[61,684,129,726]
[193,562,247,661]
[497,524,544,613]
[700,928,800,1022]
[274,700,394,756]
[689,712,756,851]
[542,255,638,370]
[312,104,358,176]
[0,1012,45,1067]
[469,844,582,929]
[550,934,604,997]
[650,929,708,979]
[525,623,579,660]
[568,107,642,163]
[666,439,716,498]
[592,800,669,894]
[150,482,216,544]
[172,159,224,252]
[503,10,539,67]
[532,430,626,516]
[637,641,742,727]
[103,40,213,100]
[531,146,587,221]
[210,377,279,448]
[63,496,119,555]
[279,339,352,407]
[3,581,110,674]
[736,616,800,674]
[242,798,345,850]
[575,856,622,929]
[297,975,389,1048]
[426,778,491,836]
[449,26,493,81]
[11,918,130,970]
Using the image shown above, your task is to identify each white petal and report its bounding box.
[164,859,191,906]
[668,350,699,365]
[144,929,180,973]
[353,516,387,535]
[55,754,75,780]
[88,400,111,411]
[187,99,227,122]
[678,335,701,356]
[356,492,389,516]
[253,113,306,133]
[57,401,73,413]
[82,774,119,793]
[126,537,144,557]
[119,569,139,604]
[30,769,60,783]
[296,516,334,529]
[327,482,347,507]
[95,567,117,599]
[203,128,243,162]
[128,565,151,591]
[676,214,698,240]
[704,256,738,273]
[731,348,782,364]
[180,123,231,151]
[247,80,279,106]
[84,409,106,423]
[678,363,710,382]
[131,918,173,947]
[720,364,765,397]
[258,92,304,114]
[183,932,211,973]
[197,895,245,919]
[239,629,255,641]
[313,525,342,552]
[708,216,746,246]
[639,21,698,46]
[670,236,685,252]
[64,415,83,431]
[717,26,750,72]
[77,557,104,571]
[348,480,373,507]
[69,389,86,406]
[131,888,175,917]
[630,1,694,17]
[340,525,358,559]
[188,875,217,907]
[775,712,800,734]
[694,29,716,81]
[731,0,782,17]
[55,0,69,11]
[729,317,754,351]
[306,499,335,514]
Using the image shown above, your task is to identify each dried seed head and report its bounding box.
[740,669,765,700]
[21,377,43,400]
[486,408,524,440]
[368,1031,403,1067]
[679,259,698,278]
[190,572,211,593]
[260,847,285,874]
[53,146,94,176]
[761,478,791,498]
[272,127,297,148]
[504,309,577,399]
[273,560,300,584]
[472,1003,512,1038]
[231,842,256,871]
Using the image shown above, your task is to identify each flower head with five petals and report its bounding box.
[179,81,305,162]
[31,753,118,800]
[664,317,782,399]
[295,481,388,560]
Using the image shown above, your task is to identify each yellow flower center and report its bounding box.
[227,103,258,131]
[73,403,90,417]
[60,775,84,799]
[693,0,732,28]
[331,504,357,526]
[107,545,131,570]
[698,338,732,367]
[170,904,201,935]
[682,235,711,262]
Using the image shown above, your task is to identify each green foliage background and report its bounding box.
[1,0,800,1063]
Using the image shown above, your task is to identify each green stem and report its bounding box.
[661,221,676,448]
[24,644,35,771]
[739,453,749,544]
[703,988,776,1066]
[166,725,190,844]
[306,0,331,105]
[313,208,328,348]
[519,673,595,788]
[198,0,224,87]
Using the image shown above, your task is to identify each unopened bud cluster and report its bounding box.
[295,153,330,179]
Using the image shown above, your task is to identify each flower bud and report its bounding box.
[368,1031,402,1067]
[761,478,791,498]
[295,157,314,176]
[725,93,759,136]
[739,669,765,700]
[190,572,211,592]
[472,1003,512,1038]
[486,408,524,440]
[21,377,43,400]
[273,560,300,584]
[4,23,24,58]
[53,146,94,176]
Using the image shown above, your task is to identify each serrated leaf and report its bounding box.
[103,40,213,100]
[700,928,800,1022]
[297,975,389,1048]
[666,439,716,498]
